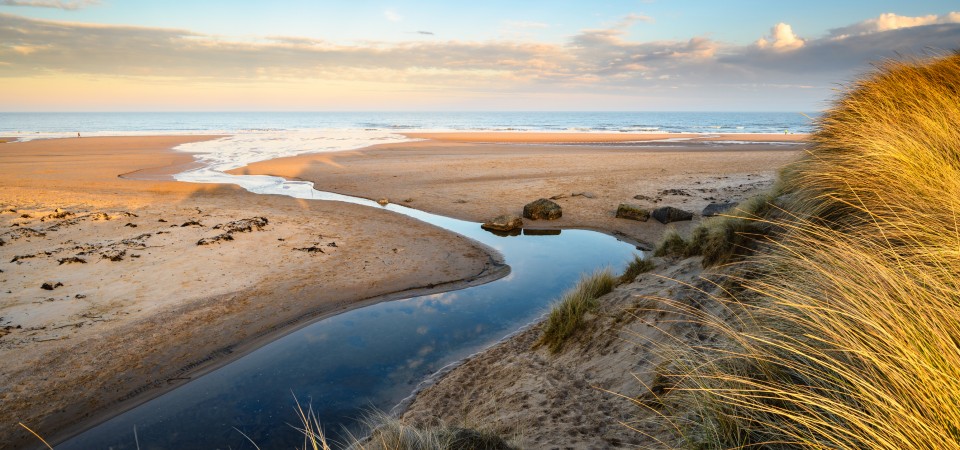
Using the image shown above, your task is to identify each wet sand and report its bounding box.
[0,136,504,447]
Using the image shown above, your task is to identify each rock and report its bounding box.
[181,220,203,227]
[100,249,127,261]
[75,294,87,299]
[651,206,694,224]
[615,204,650,221]
[522,198,562,220]
[702,201,739,217]
[294,246,325,253]
[41,281,63,291]
[91,212,112,221]
[377,198,390,206]
[213,217,268,233]
[41,209,74,221]
[659,188,691,196]
[58,256,87,265]
[572,192,597,199]
[124,222,137,228]
[481,215,523,232]
[197,234,234,246]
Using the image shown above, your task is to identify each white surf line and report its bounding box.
[172,130,413,199]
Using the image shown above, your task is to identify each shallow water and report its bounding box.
[59,171,641,449]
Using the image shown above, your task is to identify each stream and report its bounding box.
[58,140,641,449]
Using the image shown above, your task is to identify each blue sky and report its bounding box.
[1,0,959,111]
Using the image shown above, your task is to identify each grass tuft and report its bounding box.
[619,254,655,284]
[537,268,616,354]
[301,410,516,450]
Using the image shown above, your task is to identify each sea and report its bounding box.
[0,111,814,137]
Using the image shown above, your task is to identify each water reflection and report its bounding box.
[61,183,639,449]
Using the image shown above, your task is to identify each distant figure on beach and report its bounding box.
[77,132,81,138]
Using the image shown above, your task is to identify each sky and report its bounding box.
[1,0,959,111]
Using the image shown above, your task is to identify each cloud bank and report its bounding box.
[0,0,98,10]
[1,11,958,109]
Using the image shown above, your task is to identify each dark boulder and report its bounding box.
[522,198,562,220]
[481,215,523,232]
[651,206,694,224]
[615,204,650,222]
[702,201,739,217]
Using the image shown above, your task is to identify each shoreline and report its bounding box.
[239,134,804,248]
[0,136,509,448]
[402,131,809,143]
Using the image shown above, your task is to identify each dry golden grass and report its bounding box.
[536,268,617,354]
[661,52,960,449]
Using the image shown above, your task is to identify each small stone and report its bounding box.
[522,198,562,220]
[481,215,523,232]
[651,206,694,224]
[213,217,268,233]
[75,294,87,299]
[615,204,650,222]
[41,281,63,291]
[57,256,87,265]
[197,234,234,246]
[100,249,126,261]
[377,198,390,206]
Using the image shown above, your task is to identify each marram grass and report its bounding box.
[537,268,616,354]
[661,52,960,449]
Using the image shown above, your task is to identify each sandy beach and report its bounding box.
[240,132,804,248]
[0,132,806,447]
[0,136,504,447]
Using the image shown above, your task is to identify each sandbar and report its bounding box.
[240,133,806,248]
[0,136,503,447]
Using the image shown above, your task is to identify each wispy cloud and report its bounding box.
[615,12,654,28]
[2,11,958,102]
[384,9,402,22]
[0,0,99,10]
